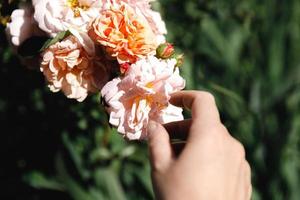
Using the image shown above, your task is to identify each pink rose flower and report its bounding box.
[101,56,185,140]
[6,4,44,46]
[41,35,109,102]
[34,0,102,37]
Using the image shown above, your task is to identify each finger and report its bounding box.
[247,182,252,200]
[164,119,192,140]
[244,161,252,200]
[147,121,173,172]
[170,91,220,125]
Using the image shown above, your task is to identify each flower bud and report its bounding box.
[120,62,131,74]
[175,54,184,67]
[156,43,175,59]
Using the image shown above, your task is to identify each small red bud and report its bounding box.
[120,62,131,74]
[156,43,175,59]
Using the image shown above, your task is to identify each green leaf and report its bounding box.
[90,147,113,163]
[40,30,71,51]
[23,171,65,191]
[62,133,91,180]
[2,47,13,63]
[134,165,153,198]
[55,153,96,200]
[268,26,285,83]
[94,168,127,200]
[119,145,136,158]
[209,82,244,104]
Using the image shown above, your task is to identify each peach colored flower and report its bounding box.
[88,3,158,64]
[101,56,185,140]
[41,35,109,102]
[102,0,167,43]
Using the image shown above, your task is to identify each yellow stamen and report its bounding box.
[146,82,154,88]
[73,9,81,17]
[67,0,90,17]
[68,0,79,8]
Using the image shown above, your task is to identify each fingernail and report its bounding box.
[147,120,157,133]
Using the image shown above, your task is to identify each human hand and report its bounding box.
[147,91,252,200]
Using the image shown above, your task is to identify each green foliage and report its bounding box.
[161,0,300,199]
[1,0,300,199]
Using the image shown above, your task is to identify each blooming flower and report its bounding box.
[41,35,109,102]
[102,0,167,43]
[101,56,185,140]
[88,3,158,64]
[34,0,102,37]
[6,4,43,46]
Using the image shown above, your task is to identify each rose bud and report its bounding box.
[120,62,131,74]
[175,54,184,67]
[156,43,175,59]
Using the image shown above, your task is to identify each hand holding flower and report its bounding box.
[148,91,252,200]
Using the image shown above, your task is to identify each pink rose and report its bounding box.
[41,35,109,102]
[34,0,102,37]
[101,56,185,140]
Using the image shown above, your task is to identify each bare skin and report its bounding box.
[147,91,252,200]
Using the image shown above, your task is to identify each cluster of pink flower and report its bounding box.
[6,0,185,140]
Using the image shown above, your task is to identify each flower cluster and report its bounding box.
[6,0,185,140]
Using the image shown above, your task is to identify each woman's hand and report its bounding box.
[147,91,252,200]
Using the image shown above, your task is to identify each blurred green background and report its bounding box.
[1,0,300,199]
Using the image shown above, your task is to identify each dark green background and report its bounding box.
[1,0,300,199]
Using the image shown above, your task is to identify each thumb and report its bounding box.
[147,120,173,171]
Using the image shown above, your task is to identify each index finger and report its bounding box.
[170,91,220,125]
